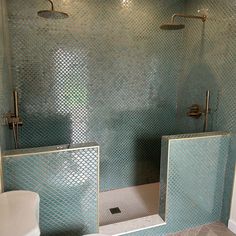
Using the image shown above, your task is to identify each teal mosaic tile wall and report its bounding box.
[2,0,236,234]
[3,144,99,236]
[176,0,236,224]
[176,0,236,135]
[6,0,185,191]
[0,0,13,151]
[125,133,230,235]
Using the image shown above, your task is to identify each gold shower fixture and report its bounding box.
[38,0,69,19]
[160,13,207,30]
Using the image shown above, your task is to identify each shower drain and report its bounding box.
[109,207,121,214]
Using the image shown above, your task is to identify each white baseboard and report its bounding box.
[228,219,236,234]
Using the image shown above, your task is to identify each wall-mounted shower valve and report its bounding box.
[187,90,211,132]
[6,90,23,149]
[187,104,202,119]
[6,112,23,129]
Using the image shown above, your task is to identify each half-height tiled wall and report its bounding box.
[3,143,99,236]
[125,132,230,235]
[6,0,185,191]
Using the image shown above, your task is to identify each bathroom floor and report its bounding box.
[167,222,236,236]
[99,182,159,226]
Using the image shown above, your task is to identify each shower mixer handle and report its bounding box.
[187,90,211,132]
[6,113,23,129]
[5,90,23,149]
[6,112,23,148]
[7,90,23,128]
[187,104,202,118]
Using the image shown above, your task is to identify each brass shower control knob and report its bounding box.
[187,104,202,119]
[5,112,23,129]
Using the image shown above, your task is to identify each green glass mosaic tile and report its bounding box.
[2,0,236,234]
[6,0,184,191]
[3,146,99,236]
[125,134,230,235]
[0,0,13,151]
[175,0,236,224]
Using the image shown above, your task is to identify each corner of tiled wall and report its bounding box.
[0,0,14,151]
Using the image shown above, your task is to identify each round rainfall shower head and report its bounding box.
[160,13,207,31]
[38,0,69,19]
[37,10,69,19]
[160,23,185,30]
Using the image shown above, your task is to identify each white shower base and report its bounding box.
[99,183,165,235]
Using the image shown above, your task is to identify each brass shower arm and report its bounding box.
[171,14,207,23]
[46,0,54,11]
[38,0,68,19]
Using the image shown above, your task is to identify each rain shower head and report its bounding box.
[38,10,69,19]
[160,13,207,30]
[38,0,69,19]
[160,23,185,30]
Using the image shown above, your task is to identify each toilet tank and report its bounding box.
[0,191,40,236]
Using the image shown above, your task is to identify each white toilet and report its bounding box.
[0,190,107,236]
[0,190,40,236]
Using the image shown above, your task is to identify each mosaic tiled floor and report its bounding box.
[167,222,236,236]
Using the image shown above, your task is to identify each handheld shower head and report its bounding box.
[38,0,69,19]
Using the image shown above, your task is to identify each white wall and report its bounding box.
[229,165,236,234]
[0,150,2,193]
